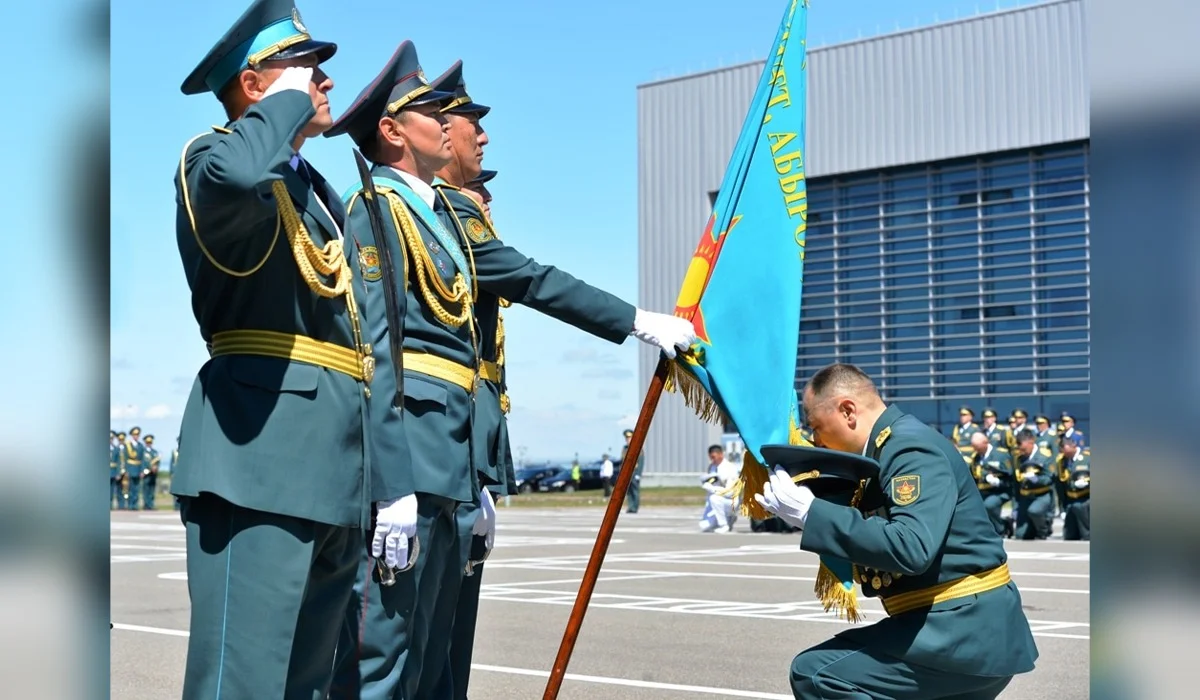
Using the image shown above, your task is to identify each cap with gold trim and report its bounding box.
[431,60,491,117]
[180,0,336,96]
[470,169,498,187]
[324,40,454,149]
[759,444,879,500]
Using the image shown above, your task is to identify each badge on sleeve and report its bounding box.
[359,246,383,282]
[890,474,920,506]
[465,217,493,244]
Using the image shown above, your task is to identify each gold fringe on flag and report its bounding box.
[664,358,731,427]
[814,560,864,624]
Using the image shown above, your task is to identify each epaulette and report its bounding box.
[432,180,462,192]
[211,125,232,134]
[1038,445,1053,458]
[875,427,892,450]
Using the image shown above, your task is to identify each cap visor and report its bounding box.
[445,101,491,117]
[268,38,337,64]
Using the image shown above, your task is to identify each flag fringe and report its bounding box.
[815,561,863,624]
[664,359,731,427]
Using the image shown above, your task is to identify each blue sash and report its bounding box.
[342,175,471,288]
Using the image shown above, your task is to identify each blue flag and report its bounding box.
[666,0,863,623]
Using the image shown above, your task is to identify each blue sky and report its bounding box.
[107,0,1039,466]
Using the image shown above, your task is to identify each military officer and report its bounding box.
[951,406,978,457]
[110,430,123,510]
[620,428,647,513]
[420,58,697,698]
[124,426,146,509]
[1058,412,1085,448]
[170,2,389,696]
[1058,437,1090,540]
[979,408,1010,450]
[1012,429,1055,539]
[462,168,495,220]
[143,434,161,509]
[757,363,1038,699]
[969,432,1013,536]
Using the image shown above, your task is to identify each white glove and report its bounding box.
[631,309,699,360]
[372,494,418,570]
[985,474,1001,487]
[471,488,497,553]
[754,467,815,530]
[1022,471,1038,484]
[1073,478,1088,489]
[263,66,313,98]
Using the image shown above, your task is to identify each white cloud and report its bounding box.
[144,404,172,419]
[111,404,139,420]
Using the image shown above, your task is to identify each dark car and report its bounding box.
[541,466,606,493]
[512,464,561,494]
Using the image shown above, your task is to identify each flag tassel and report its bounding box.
[665,359,731,427]
[815,560,864,623]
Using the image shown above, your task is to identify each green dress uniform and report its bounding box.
[170,2,374,697]
[123,433,146,510]
[110,433,123,510]
[970,444,1014,536]
[980,422,1010,452]
[143,438,161,509]
[324,40,482,700]
[1060,450,1091,540]
[791,405,1039,699]
[1014,445,1056,540]
[427,57,641,694]
[620,434,646,513]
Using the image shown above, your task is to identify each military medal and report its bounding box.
[871,575,882,589]
[882,573,893,587]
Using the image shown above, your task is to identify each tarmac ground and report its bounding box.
[111,505,1089,699]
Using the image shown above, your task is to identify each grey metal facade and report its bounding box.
[636,0,1089,475]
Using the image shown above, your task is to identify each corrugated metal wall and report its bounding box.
[636,0,1088,475]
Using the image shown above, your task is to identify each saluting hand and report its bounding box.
[263,66,313,98]
[754,467,815,530]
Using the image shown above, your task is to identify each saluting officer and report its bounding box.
[969,432,1014,536]
[170,1,384,696]
[421,58,697,697]
[1059,437,1091,540]
[757,363,1038,699]
[1013,429,1055,540]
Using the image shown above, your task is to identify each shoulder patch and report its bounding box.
[890,474,920,506]
[875,426,892,450]
[465,217,493,244]
[358,246,383,282]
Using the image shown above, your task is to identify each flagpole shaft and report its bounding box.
[541,355,671,700]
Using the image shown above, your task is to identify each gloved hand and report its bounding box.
[372,494,418,570]
[985,474,1001,487]
[1022,471,1038,484]
[630,309,699,360]
[754,467,815,530]
[1073,478,1088,489]
[471,488,497,553]
[263,66,313,98]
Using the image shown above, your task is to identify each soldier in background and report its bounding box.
[143,435,161,510]
[1058,412,1085,448]
[1059,437,1091,540]
[124,426,146,510]
[951,407,978,458]
[619,429,645,513]
[110,431,124,510]
[1013,430,1055,540]
[979,408,1010,451]
[969,432,1014,537]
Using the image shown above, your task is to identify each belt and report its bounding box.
[881,564,1011,616]
[210,330,367,381]
[404,351,476,392]
[480,360,501,384]
[1019,485,1052,497]
[125,460,142,466]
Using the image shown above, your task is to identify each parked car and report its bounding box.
[512,464,562,494]
[540,465,607,492]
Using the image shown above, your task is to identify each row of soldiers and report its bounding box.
[163,1,699,698]
[951,407,1091,540]
[108,427,175,510]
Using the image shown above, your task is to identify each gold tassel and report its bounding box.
[664,360,730,426]
[728,450,772,519]
[814,561,864,623]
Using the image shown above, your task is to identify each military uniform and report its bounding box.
[325,40,482,700]
[787,405,1039,699]
[979,409,1011,451]
[1059,448,1091,540]
[170,2,372,697]
[143,435,160,509]
[123,427,146,509]
[1014,443,1055,539]
[971,443,1014,536]
[950,407,979,459]
[620,429,646,513]
[110,431,124,510]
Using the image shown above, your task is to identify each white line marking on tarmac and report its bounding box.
[488,564,1089,595]
[111,623,792,698]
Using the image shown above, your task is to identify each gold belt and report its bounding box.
[881,564,1011,616]
[210,330,368,382]
[479,360,502,384]
[404,351,476,392]
[125,460,142,467]
[1019,485,1052,497]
